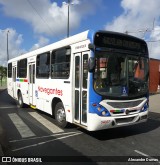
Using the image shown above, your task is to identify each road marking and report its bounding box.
[8,113,35,138]
[0,106,18,109]
[29,112,64,133]
[134,150,149,157]
[9,131,81,142]
[134,150,160,163]
[12,132,82,151]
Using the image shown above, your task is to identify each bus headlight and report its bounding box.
[92,103,111,116]
[102,111,106,116]
[140,103,148,112]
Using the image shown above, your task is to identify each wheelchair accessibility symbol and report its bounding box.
[121,86,128,96]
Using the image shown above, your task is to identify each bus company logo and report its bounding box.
[38,86,63,96]
[125,109,130,115]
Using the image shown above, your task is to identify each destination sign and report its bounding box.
[94,32,148,54]
[102,37,141,50]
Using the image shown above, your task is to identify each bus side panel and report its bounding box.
[16,81,29,105]
[35,79,51,114]
[7,78,13,97]
[61,79,72,123]
[34,79,72,122]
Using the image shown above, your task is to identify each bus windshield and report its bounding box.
[93,51,149,98]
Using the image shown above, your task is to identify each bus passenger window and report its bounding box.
[36,52,50,79]
[17,59,27,78]
[8,63,12,78]
[51,47,71,79]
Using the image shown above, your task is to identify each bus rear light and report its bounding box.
[67,110,70,112]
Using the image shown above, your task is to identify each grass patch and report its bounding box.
[0,77,7,87]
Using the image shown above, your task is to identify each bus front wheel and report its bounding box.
[55,102,68,128]
[18,92,25,108]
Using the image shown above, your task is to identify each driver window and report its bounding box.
[134,60,145,80]
[94,58,108,89]
[107,56,121,85]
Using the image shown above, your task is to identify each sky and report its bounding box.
[0,0,160,66]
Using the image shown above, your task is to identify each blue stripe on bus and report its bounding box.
[87,30,102,113]
[87,30,95,44]
[89,72,102,113]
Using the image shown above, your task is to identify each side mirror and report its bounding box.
[88,43,95,50]
[88,57,95,72]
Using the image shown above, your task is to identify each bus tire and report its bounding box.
[55,102,68,128]
[18,92,25,108]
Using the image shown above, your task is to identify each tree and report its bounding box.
[0,66,7,86]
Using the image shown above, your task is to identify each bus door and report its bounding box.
[12,66,17,98]
[29,63,36,106]
[74,52,89,126]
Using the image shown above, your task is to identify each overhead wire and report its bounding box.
[146,40,160,42]
[125,29,160,43]
[26,0,59,39]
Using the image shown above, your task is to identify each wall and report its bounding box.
[149,58,160,93]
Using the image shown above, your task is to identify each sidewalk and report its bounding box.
[149,93,160,114]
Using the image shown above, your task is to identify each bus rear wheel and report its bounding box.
[18,92,25,108]
[55,102,68,128]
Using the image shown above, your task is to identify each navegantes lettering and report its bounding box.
[38,86,63,96]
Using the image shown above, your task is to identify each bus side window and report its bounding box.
[8,63,12,78]
[17,59,27,78]
[51,47,71,79]
[36,52,50,79]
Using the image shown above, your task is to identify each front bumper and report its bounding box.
[87,110,148,131]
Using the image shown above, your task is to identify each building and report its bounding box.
[149,58,160,93]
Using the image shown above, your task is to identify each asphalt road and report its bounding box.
[0,90,160,165]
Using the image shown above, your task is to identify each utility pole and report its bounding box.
[7,30,9,61]
[2,29,9,61]
[63,0,74,38]
[67,0,70,38]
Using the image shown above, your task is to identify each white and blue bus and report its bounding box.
[7,30,149,131]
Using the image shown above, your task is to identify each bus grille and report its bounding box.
[115,117,135,124]
[107,100,142,108]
